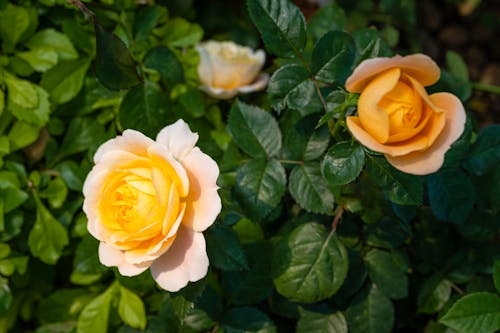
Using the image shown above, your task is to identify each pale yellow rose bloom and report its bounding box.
[346,54,466,175]
[196,40,269,99]
[82,120,221,292]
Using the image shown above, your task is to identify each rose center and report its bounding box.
[378,81,422,135]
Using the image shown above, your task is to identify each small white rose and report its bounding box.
[196,40,269,99]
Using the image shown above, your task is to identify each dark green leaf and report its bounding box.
[37,289,94,323]
[94,23,141,90]
[366,217,411,249]
[133,5,159,41]
[273,222,348,303]
[233,158,286,221]
[352,29,393,64]
[308,3,346,42]
[28,196,69,265]
[0,277,12,315]
[417,275,452,314]
[322,141,364,186]
[297,309,347,333]
[228,100,282,158]
[289,163,334,214]
[247,0,306,57]
[0,4,30,51]
[440,292,500,333]
[70,235,108,285]
[55,161,85,191]
[40,59,90,104]
[463,125,500,176]
[118,286,146,330]
[365,249,408,300]
[311,31,355,85]
[221,306,276,333]
[206,225,248,271]
[346,284,394,333]
[494,260,500,294]
[171,294,214,332]
[58,117,106,158]
[427,167,475,224]
[119,81,171,138]
[446,50,469,82]
[144,46,184,84]
[366,155,423,205]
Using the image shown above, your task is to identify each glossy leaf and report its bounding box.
[40,59,90,104]
[297,309,347,333]
[26,28,78,61]
[463,125,500,176]
[77,287,115,333]
[273,222,348,303]
[289,163,334,214]
[206,224,248,271]
[365,249,408,300]
[221,306,276,333]
[308,3,346,42]
[322,141,365,186]
[118,286,146,330]
[417,275,452,314]
[143,46,184,84]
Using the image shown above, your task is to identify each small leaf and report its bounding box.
[4,72,38,108]
[297,309,347,333]
[228,100,282,158]
[28,196,69,265]
[247,0,306,57]
[206,224,248,271]
[417,274,452,314]
[352,29,393,64]
[144,46,184,84]
[233,158,286,222]
[25,28,78,61]
[308,3,346,42]
[16,47,58,72]
[0,4,30,51]
[70,235,107,286]
[427,167,475,224]
[446,51,469,82]
[346,284,394,333]
[366,155,423,205]
[365,249,408,300]
[311,31,355,85]
[322,141,365,186]
[162,18,203,48]
[58,117,106,158]
[94,23,141,90]
[77,288,114,333]
[133,5,160,41]
[8,85,50,127]
[0,277,12,315]
[221,306,276,333]
[463,125,500,176]
[273,222,348,303]
[118,81,171,138]
[118,286,146,330]
[289,163,334,214]
[440,292,500,333]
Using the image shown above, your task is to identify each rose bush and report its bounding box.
[345,54,467,175]
[82,119,221,292]
[196,40,269,99]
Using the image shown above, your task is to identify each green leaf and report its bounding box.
[221,241,274,305]
[233,158,286,221]
[37,288,94,324]
[427,168,475,224]
[0,277,12,315]
[77,288,114,333]
[144,46,184,84]
[273,222,348,303]
[308,3,346,42]
[206,224,248,271]
[289,163,334,214]
[247,0,306,57]
[494,260,500,294]
[162,18,203,48]
[463,125,500,176]
[55,161,85,191]
[119,81,171,138]
[322,141,365,186]
[28,196,69,265]
[70,235,108,286]
[417,274,452,314]
[133,5,160,41]
[26,28,78,61]
[58,117,106,158]
[118,286,146,330]
[4,72,38,108]
[311,31,355,85]
[268,64,321,114]
[352,29,393,65]
[40,59,91,104]
[446,51,469,82]
[296,309,347,333]
[440,292,500,333]
[365,249,408,300]
[346,284,394,333]
[94,23,141,90]
[0,4,30,51]
[228,100,282,158]
[282,113,330,161]
[0,173,28,213]
[366,217,411,249]
[171,295,215,332]
[366,155,423,205]
[16,47,58,72]
[221,306,276,333]
[39,176,68,209]
[8,85,50,127]
[8,121,40,150]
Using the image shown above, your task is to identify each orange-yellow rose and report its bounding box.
[82,120,221,292]
[196,40,269,99]
[345,54,466,175]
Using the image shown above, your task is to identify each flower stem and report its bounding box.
[68,0,96,21]
[472,82,500,94]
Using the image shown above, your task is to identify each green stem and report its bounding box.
[472,82,500,94]
[278,159,304,165]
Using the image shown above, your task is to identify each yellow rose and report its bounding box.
[345,54,466,175]
[196,40,269,99]
[82,120,221,292]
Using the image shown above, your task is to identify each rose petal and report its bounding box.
[99,242,124,266]
[156,119,199,161]
[196,46,213,87]
[386,92,466,175]
[181,147,221,232]
[346,54,440,92]
[151,226,209,292]
[199,73,269,100]
[148,143,190,197]
[358,68,401,143]
[94,129,154,163]
[118,260,152,277]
